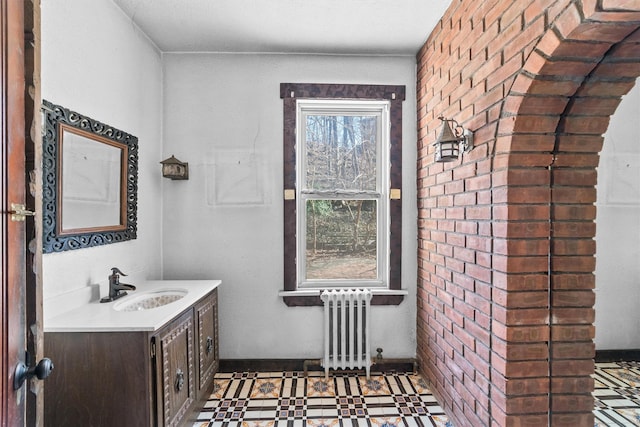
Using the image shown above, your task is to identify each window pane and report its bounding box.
[305,199,377,280]
[305,115,377,191]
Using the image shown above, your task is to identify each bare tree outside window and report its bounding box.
[305,115,377,191]
[303,114,380,281]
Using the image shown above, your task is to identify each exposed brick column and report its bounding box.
[417,1,560,425]
[416,0,640,426]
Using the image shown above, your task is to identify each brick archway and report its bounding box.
[416,1,640,426]
[502,6,639,427]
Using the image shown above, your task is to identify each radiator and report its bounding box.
[320,289,372,378]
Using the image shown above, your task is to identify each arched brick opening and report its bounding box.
[503,7,639,427]
[416,1,640,426]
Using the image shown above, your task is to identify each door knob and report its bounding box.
[14,358,54,390]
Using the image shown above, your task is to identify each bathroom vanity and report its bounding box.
[43,280,220,427]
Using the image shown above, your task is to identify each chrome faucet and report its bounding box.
[100,267,136,303]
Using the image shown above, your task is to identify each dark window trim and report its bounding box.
[280,83,405,306]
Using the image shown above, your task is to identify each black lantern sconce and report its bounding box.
[433,116,474,163]
[160,155,189,180]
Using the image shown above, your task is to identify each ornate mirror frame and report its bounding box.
[42,100,138,253]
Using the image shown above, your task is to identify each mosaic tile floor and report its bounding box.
[594,361,640,426]
[191,362,640,427]
[191,371,451,427]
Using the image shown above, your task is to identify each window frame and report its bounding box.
[296,99,390,289]
[280,83,405,306]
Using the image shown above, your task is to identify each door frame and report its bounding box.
[24,0,42,425]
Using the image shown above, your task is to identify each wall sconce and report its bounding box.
[433,116,474,162]
[160,155,189,180]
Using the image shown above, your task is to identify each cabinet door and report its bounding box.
[195,289,219,395]
[156,310,195,427]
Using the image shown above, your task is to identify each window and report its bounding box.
[281,84,405,306]
[298,100,389,288]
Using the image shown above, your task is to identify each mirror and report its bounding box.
[42,100,138,252]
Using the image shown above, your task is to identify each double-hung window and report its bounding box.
[297,99,389,288]
[281,83,405,306]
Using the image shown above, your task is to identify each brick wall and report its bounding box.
[416,1,640,426]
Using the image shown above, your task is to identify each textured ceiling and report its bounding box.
[111,0,452,55]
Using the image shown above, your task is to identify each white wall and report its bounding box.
[162,53,418,359]
[41,0,163,319]
[595,81,640,349]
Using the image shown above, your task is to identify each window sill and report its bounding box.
[279,289,408,306]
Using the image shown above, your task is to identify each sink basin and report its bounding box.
[113,289,187,312]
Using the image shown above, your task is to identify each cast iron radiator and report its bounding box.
[320,288,372,378]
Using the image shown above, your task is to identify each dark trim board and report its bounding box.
[220,359,310,372]
[595,349,640,362]
[219,359,417,374]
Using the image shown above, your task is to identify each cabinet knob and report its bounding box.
[206,336,214,355]
[175,368,185,392]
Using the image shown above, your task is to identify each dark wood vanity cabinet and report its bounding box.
[44,288,219,427]
[195,290,219,396]
[153,309,196,427]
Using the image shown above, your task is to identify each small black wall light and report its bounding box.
[160,155,189,180]
[433,116,474,163]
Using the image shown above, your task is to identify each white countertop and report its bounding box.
[44,280,221,333]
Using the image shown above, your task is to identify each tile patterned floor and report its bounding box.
[191,371,451,427]
[191,362,640,427]
[594,361,640,426]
